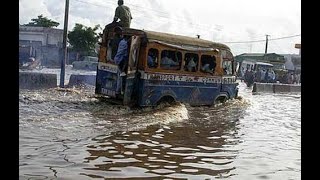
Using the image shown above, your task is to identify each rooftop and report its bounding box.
[19,25,63,34]
[236,53,282,57]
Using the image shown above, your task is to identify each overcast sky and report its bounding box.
[19,0,301,55]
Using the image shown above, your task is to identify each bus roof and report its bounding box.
[144,30,230,50]
[122,28,231,51]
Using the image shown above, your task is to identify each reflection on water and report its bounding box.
[81,105,241,179]
[19,81,300,179]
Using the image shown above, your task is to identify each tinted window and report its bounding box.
[222,60,233,75]
[147,48,159,68]
[200,55,216,74]
[184,53,199,72]
[160,50,182,70]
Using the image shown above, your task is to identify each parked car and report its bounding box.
[72,56,98,71]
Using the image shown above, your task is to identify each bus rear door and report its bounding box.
[123,35,141,106]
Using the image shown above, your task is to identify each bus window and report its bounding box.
[184,53,199,72]
[200,55,216,74]
[222,60,233,75]
[160,50,182,70]
[222,50,235,74]
[147,48,159,68]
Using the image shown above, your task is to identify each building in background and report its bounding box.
[294,43,301,73]
[295,43,301,55]
[281,54,300,73]
[19,25,63,67]
[235,53,286,70]
[281,44,301,73]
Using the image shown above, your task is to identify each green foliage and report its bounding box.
[68,23,101,56]
[24,14,59,28]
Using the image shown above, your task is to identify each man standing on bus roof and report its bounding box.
[113,0,132,28]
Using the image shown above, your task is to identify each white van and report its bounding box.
[72,56,98,71]
[238,60,273,79]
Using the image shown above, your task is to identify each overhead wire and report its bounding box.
[222,34,301,44]
[69,0,300,44]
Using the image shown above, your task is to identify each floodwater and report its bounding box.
[19,72,301,179]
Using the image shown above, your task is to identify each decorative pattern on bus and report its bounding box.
[101,88,116,97]
[222,76,237,84]
[140,71,237,84]
[98,62,118,73]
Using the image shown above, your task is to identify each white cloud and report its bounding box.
[19,0,301,55]
[19,0,51,24]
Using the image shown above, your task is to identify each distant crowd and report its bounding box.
[242,67,301,85]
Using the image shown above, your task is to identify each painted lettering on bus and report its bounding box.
[148,74,176,81]
[143,72,231,84]
[202,77,221,83]
[222,77,235,84]
[101,88,116,97]
[99,63,118,73]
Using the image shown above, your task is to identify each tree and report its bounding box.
[24,14,59,28]
[68,23,101,56]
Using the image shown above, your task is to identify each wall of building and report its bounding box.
[41,46,62,67]
[283,54,295,71]
[282,54,301,71]
[19,26,64,67]
[45,28,63,46]
[235,53,286,71]
[19,33,44,45]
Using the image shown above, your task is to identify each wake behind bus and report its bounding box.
[95,26,239,107]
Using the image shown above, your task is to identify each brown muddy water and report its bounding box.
[19,80,301,179]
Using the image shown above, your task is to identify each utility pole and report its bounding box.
[60,0,69,88]
[265,34,270,54]
[295,43,301,55]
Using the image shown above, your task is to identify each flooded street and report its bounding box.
[19,77,301,179]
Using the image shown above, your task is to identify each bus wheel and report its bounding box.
[214,96,228,105]
[156,96,175,106]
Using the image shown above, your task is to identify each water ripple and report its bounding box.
[19,81,300,179]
